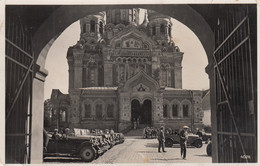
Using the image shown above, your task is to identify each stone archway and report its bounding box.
[33,5,214,69]
[131,99,152,125]
[29,5,215,163]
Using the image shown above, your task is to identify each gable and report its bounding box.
[109,28,157,50]
[120,70,160,92]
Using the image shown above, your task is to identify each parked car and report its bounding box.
[43,130,103,162]
[165,132,203,148]
[202,132,212,142]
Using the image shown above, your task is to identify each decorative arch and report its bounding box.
[59,107,67,123]
[163,99,170,118]
[81,99,93,119]
[105,99,116,118]
[181,99,192,117]
[171,99,181,117]
[160,23,165,34]
[93,99,105,119]
[28,5,215,162]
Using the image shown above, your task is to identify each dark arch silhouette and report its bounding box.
[131,99,152,125]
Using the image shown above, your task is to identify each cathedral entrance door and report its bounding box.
[131,99,152,125]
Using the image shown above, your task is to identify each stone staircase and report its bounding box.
[124,124,149,138]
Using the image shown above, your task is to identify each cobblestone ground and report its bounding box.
[44,137,212,164]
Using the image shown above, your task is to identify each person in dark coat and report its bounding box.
[157,126,166,153]
[179,126,189,159]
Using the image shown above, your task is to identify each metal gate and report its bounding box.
[5,12,33,163]
[214,5,257,162]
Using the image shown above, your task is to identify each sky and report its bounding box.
[44,9,209,100]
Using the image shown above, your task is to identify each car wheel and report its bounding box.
[194,140,203,148]
[80,146,96,162]
[165,139,173,147]
[206,142,212,156]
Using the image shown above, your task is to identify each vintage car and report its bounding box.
[202,132,212,142]
[43,130,103,162]
[165,132,203,148]
[115,133,125,144]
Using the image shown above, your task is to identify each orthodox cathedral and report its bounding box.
[50,9,205,132]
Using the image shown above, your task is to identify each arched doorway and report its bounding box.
[131,99,152,125]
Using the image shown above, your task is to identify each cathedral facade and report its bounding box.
[50,9,205,132]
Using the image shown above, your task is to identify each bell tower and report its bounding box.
[147,10,174,46]
[80,11,105,42]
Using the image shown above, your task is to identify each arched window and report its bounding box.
[88,62,98,86]
[168,25,172,37]
[83,24,86,33]
[90,20,95,32]
[163,104,168,117]
[84,104,91,118]
[96,104,103,119]
[160,24,165,34]
[59,109,66,122]
[107,104,114,118]
[152,26,156,35]
[161,69,167,86]
[183,104,189,117]
[172,104,178,117]
[99,22,103,35]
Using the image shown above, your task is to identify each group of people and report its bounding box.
[157,125,189,160]
[143,127,158,139]
[132,117,140,129]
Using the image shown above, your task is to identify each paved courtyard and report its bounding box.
[44,136,212,164]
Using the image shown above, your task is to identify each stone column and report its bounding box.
[73,52,83,88]
[179,104,183,118]
[174,67,182,89]
[68,59,74,91]
[104,62,113,86]
[174,53,183,89]
[168,68,171,87]
[151,50,160,82]
[206,63,217,162]
[153,93,163,126]
[69,92,81,128]
[117,93,131,132]
[31,66,48,163]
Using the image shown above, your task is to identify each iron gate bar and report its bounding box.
[6,56,33,72]
[246,11,255,114]
[6,39,33,59]
[217,100,228,106]
[214,16,248,54]
[6,56,34,121]
[214,44,248,163]
[215,36,250,67]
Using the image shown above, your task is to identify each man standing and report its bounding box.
[157,126,166,153]
[179,126,189,159]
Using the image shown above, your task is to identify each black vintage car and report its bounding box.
[165,132,203,148]
[43,130,103,162]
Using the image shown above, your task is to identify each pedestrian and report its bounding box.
[196,128,203,138]
[132,117,136,129]
[179,125,189,159]
[133,120,137,129]
[157,126,166,153]
[137,117,140,129]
